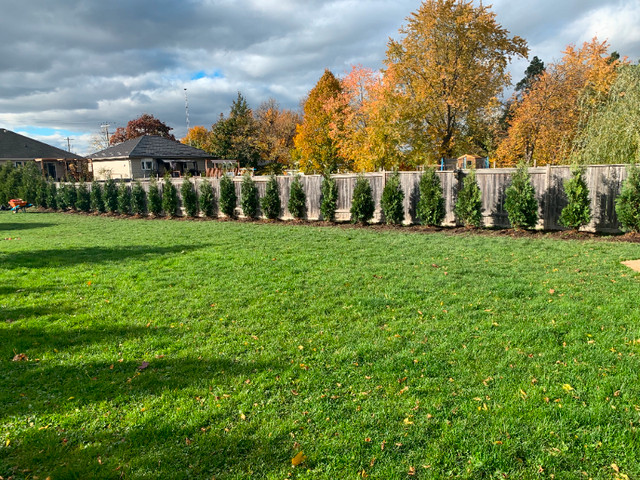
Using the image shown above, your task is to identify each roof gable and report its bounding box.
[90,135,212,160]
[0,128,86,160]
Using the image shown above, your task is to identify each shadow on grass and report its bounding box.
[0,244,213,269]
[0,321,289,477]
[0,222,57,232]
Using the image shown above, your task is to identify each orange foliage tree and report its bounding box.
[182,126,211,151]
[384,0,528,164]
[496,38,624,166]
[293,69,349,173]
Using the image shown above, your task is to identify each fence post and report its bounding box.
[543,163,552,229]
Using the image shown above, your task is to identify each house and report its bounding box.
[0,128,90,180]
[89,135,234,180]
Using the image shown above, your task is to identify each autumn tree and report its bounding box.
[384,0,528,163]
[110,114,175,144]
[497,38,623,166]
[328,66,404,171]
[209,92,261,168]
[182,126,211,151]
[294,69,348,173]
[255,99,301,171]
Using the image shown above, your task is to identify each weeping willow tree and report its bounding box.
[571,65,640,164]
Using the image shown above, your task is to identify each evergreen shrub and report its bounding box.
[261,175,281,219]
[219,175,237,217]
[616,163,640,232]
[504,164,538,229]
[320,174,338,221]
[417,168,445,226]
[380,171,405,225]
[350,175,375,224]
[288,175,306,219]
[241,174,258,218]
[455,170,483,228]
[559,166,591,230]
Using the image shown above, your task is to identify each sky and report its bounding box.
[0,0,638,156]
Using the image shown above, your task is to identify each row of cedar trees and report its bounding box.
[174,1,636,172]
[7,158,640,232]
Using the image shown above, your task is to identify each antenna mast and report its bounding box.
[184,88,190,132]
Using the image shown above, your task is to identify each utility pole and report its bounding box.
[101,123,110,146]
[65,137,74,152]
[184,88,190,132]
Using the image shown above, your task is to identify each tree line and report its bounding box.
[155,0,637,174]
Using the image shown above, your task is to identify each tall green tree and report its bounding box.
[90,181,105,213]
[240,174,259,218]
[219,175,237,218]
[384,0,528,162]
[320,174,338,221]
[294,70,347,173]
[162,175,179,217]
[615,164,640,232]
[287,175,306,219]
[350,175,375,224]
[209,93,261,168]
[132,181,147,215]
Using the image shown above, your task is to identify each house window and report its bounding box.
[141,160,153,170]
[14,161,23,167]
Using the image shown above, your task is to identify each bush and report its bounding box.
[219,175,237,217]
[455,170,483,227]
[615,163,640,232]
[19,162,42,203]
[47,181,58,210]
[64,180,77,210]
[132,181,147,215]
[56,183,68,210]
[0,162,13,205]
[35,177,48,208]
[91,181,105,213]
[380,171,405,225]
[104,178,118,213]
[417,168,446,226]
[181,176,198,217]
[320,174,338,221]
[559,166,591,230]
[162,174,179,217]
[117,181,131,215]
[76,181,91,212]
[504,164,538,229]
[199,180,216,217]
[148,177,162,216]
[241,174,258,218]
[350,175,375,224]
[288,175,306,219]
[261,175,281,219]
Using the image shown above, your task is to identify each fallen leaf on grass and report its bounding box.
[12,353,28,362]
[562,384,574,392]
[138,362,149,370]
[408,466,416,475]
[291,451,306,466]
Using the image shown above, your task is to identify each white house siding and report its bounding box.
[92,160,131,180]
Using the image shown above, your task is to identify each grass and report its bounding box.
[1,212,639,479]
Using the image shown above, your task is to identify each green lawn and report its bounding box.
[1,213,639,479]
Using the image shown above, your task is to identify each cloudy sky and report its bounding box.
[0,0,638,155]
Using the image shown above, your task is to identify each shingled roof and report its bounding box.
[0,128,85,160]
[90,135,212,160]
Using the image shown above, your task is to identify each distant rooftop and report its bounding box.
[0,128,86,160]
[90,135,212,160]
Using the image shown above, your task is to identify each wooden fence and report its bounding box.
[87,165,633,232]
